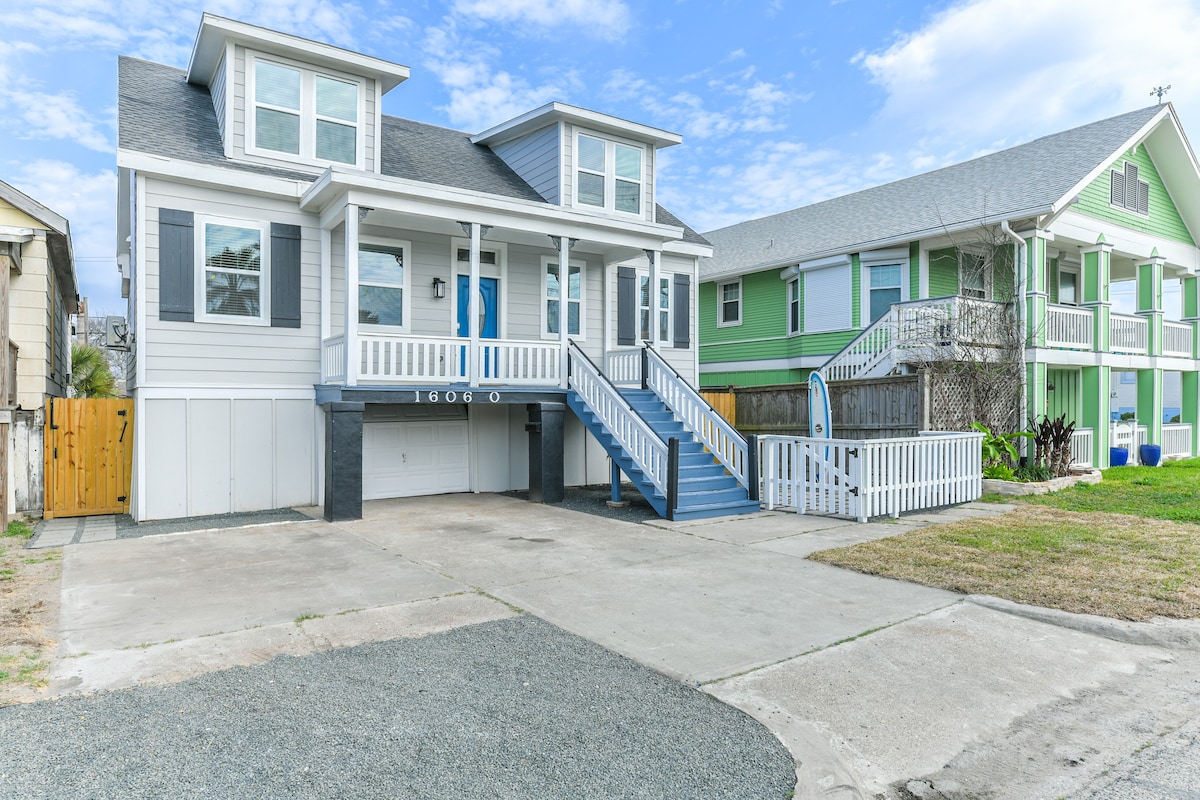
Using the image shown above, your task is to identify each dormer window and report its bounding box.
[248,54,362,167]
[576,133,643,215]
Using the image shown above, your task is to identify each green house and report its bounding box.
[699,104,1200,468]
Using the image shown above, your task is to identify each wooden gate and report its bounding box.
[44,398,134,519]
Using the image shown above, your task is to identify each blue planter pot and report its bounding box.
[1109,447,1129,467]
[1139,444,1162,467]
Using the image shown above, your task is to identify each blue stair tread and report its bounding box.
[671,500,762,521]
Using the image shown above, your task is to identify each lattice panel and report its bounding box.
[925,366,1021,434]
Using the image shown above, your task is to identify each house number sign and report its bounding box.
[413,390,501,404]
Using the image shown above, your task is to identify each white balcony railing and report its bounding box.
[1110,314,1149,354]
[605,349,643,386]
[1070,427,1094,468]
[1045,304,1093,350]
[1162,423,1193,459]
[1164,321,1193,358]
[323,334,564,386]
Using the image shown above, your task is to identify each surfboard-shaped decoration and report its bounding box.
[809,370,833,440]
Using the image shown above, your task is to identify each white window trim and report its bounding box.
[573,128,647,217]
[786,277,801,336]
[957,250,990,301]
[859,261,909,327]
[245,51,367,170]
[541,255,587,340]
[194,214,270,326]
[1056,263,1080,307]
[449,238,508,338]
[357,236,412,333]
[717,278,742,327]
[1109,160,1150,218]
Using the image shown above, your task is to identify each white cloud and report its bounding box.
[2,90,112,151]
[857,0,1200,145]
[9,160,120,309]
[451,0,631,39]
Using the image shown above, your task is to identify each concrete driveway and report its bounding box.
[48,494,1199,799]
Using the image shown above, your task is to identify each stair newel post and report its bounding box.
[640,345,649,390]
[666,436,680,521]
[746,434,759,502]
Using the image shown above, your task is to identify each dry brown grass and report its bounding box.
[0,535,61,705]
[809,506,1200,621]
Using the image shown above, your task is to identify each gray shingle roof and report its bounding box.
[701,105,1167,280]
[118,57,708,245]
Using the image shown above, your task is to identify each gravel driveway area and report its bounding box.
[0,616,793,799]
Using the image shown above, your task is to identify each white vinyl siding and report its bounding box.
[492,124,560,204]
[142,177,320,386]
[804,264,852,333]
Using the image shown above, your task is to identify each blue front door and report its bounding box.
[457,276,499,379]
[457,276,498,338]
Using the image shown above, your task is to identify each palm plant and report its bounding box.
[71,343,117,398]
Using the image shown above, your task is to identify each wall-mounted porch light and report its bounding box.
[432,276,446,299]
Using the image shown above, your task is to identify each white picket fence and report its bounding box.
[759,432,983,522]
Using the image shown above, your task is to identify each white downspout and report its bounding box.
[1001,220,1027,434]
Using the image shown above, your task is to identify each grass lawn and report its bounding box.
[809,460,1200,621]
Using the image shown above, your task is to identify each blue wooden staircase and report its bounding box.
[566,343,760,522]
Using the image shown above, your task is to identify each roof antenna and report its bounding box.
[1150,85,1171,104]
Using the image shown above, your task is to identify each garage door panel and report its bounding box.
[363,420,469,500]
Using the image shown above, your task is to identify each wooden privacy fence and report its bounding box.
[44,397,134,519]
[719,375,925,439]
[758,431,983,522]
[699,390,737,425]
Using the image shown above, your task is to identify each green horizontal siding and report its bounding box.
[851,253,862,328]
[792,330,857,356]
[700,271,787,346]
[1076,147,1195,245]
[700,368,807,388]
[700,338,789,362]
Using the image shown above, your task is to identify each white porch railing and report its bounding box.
[1045,305,1094,350]
[1162,423,1192,459]
[759,432,982,522]
[644,345,750,489]
[1110,314,1149,354]
[568,343,669,495]
[604,349,643,386]
[324,334,564,386]
[1070,427,1094,468]
[1164,321,1193,358]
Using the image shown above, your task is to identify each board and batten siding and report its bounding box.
[142,396,317,520]
[491,125,560,204]
[229,46,379,173]
[141,177,320,386]
[1076,146,1196,246]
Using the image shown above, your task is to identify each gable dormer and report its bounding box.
[185,14,409,174]
[472,103,682,224]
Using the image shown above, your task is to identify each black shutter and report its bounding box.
[672,272,690,348]
[618,266,636,346]
[159,209,194,321]
[271,223,302,328]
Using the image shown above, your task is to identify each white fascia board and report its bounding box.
[187,13,410,92]
[303,170,688,249]
[117,150,310,199]
[0,227,36,243]
[1054,209,1200,272]
[1051,106,1172,217]
[471,101,682,149]
[663,240,713,258]
[0,180,68,235]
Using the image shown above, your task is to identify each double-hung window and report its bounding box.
[787,278,801,335]
[867,264,902,322]
[718,279,741,326]
[1058,268,1078,306]
[198,217,267,323]
[576,133,644,215]
[543,258,584,338]
[250,55,361,167]
[358,242,409,329]
[1110,160,1149,216]
[959,252,987,300]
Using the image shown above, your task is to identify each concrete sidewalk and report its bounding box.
[45,495,1200,799]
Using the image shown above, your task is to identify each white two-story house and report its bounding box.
[118,14,757,523]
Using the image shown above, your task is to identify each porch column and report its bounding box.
[551,235,575,387]
[646,248,660,347]
[1081,365,1111,467]
[1136,251,1166,357]
[1081,237,1113,353]
[344,205,360,387]
[323,401,363,521]
[461,222,482,387]
[1019,229,1051,349]
[319,227,331,380]
[1181,274,1200,358]
[1183,371,1200,457]
[527,402,565,503]
[1137,368,1163,448]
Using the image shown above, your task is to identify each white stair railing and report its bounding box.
[820,306,898,382]
[568,342,670,496]
[643,345,751,490]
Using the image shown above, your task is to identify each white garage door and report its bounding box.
[363,418,470,500]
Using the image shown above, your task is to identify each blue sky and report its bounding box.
[3,0,1200,315]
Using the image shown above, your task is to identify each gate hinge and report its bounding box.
[847,448,859,457]
[117,409,127,417]
[53,447,57,459]
[118,495,127,502]
[848,486,859,496]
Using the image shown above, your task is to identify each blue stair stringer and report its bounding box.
[566,387,761,522]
